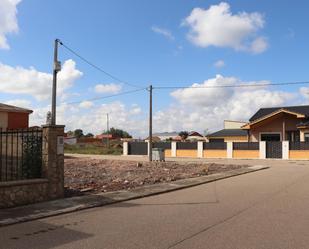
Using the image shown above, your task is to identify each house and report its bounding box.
[64,136,77,145]
[242,105,309,142]
[152,132,179,141]
[187,131,204,141]
[207,120,248,142]
[208,105,309,143]
[96,134,118,140]
[0,103,33,130]
[144,136,162,142]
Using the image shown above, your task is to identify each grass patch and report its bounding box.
[64,144,122,155]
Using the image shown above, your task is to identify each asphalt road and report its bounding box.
[1,159,309,249]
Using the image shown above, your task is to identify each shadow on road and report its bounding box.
[0,219,93,249]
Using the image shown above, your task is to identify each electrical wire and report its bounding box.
[153,81,309,89]
[59,87,147,106]
[58,40,145,89]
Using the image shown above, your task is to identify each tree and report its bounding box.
[66,130,74,137]
[85,133,94,138]
[102,127,132,138]
[74,129,84,138]
[179,131,189,140]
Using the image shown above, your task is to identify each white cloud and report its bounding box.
[171,75,236,106]
[151,26,175,41]
[5,99,32,109]
[0,0,21,49]
[28,74,299,137]
[79,101,94,109]
[183,2,268,53]
[30,101,146,137]
[214,60,225,68]
[0,59,82,101]
[166,75,295,132]
[250,36,268,54]
[94,83,122,94]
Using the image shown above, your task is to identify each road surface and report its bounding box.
[1,159,309,249]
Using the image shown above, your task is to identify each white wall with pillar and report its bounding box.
[197,141,203,158]
[282,141,289,159]
[259,141,266,159]
[123,141,128,156]
[171,141,177,157]
[227,142,233,159]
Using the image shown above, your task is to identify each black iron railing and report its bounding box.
[0,128,43,182]
[289,142,309,150]
[233,142,259,150]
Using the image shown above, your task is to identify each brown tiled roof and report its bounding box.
[0,103,33,113]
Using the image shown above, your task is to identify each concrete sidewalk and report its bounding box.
[0,165,267,227]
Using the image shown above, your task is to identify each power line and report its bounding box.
[59,87,146,106]
[153,81,309,90]
[58,40,145,89]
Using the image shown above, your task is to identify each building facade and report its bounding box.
[0,103,33,130]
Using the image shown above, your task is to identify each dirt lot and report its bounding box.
[64,156,249,196]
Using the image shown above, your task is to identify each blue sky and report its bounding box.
[1,0,309,136]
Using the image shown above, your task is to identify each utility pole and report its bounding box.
[148,85,153,161]
[106,113,110,148]
[51,39,62,125]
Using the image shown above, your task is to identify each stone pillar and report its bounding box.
[197,141,203,158]
[227,142,233,159]
[259,141,266,159]
[123,141,128,155]
[171,141,177,157]
[282,141,289,160]
[42,125,65,199]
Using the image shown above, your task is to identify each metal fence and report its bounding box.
[128,142,148,155]
[289,142,309,150]
[153,142,171,149]
[0,128,43,182]
[177,142,197,150]
[233,142,259,150]
[203,142,227,150]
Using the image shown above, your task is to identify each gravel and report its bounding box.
[64,156,248,197]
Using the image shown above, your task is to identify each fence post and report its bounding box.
[171,141,177,157]
[259,141,266,159]
[227,142,233,158]
[197,141,203,158]
[282,141,289,159]
[42,125,65,199]
[123,141,128,156]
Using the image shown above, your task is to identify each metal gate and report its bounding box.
[0,128,43,182]
[266,141,282,159]
[128,142,148,155]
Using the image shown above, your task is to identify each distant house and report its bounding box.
[64,136,77,145]
[207,120,248,142]
[0,103,33,130]
[152,132,179,141]
[208,105,309,143]
[144,136,161,142]
[95,134,118,140]
[242,105,309,142]
[187,131,204,141]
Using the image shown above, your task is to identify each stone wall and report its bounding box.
[0,179,49,208]
[0,125,65,209]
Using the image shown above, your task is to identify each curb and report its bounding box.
[0,165,268,227]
